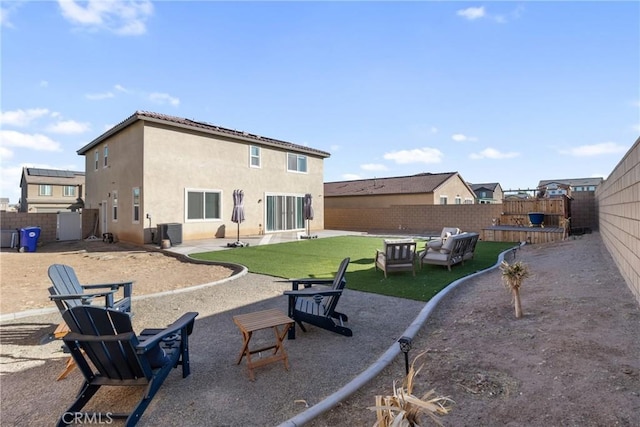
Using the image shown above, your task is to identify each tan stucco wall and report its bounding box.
[597,137,640,305]
[83,121,325,244]
[433,176,476,204]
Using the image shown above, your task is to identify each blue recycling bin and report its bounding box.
[19,226,41,252]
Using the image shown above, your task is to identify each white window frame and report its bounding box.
[63,186,76,197]
[132,187,140,223]
[185,188,222,222]
[439,195,448,205]
[455,196,462,205]
[104,145,109,168]
[94,150,99,171]
[112,190,118,222]
[39,184,52,196]
[250,145,261,168]
[287,153,308,173]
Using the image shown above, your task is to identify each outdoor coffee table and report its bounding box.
[232,308,294,381]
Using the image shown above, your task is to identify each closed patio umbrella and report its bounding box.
[228,189,248,247]
[303,193,316,238]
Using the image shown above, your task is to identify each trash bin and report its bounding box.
[18,226,41,252]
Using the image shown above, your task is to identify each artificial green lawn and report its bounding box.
[190,236,518,302]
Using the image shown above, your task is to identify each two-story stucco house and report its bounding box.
[19,167,85,213]
[77,111,330,245]
[469,182,503,204]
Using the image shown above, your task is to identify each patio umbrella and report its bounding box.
[304,193,314,237]
[229,189,247,247]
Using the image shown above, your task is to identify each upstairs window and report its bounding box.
[439,196,448,205]
[455,196,462,205]
[104,145,109,167]
[63,186,76,197]
[39,185,52,196]
[94,150,99,170]
[250,145,261,168]
[287,153,307,173]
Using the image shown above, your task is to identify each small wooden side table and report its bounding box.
[232,308,294,381]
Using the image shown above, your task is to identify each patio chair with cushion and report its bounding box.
[425,227,462,251]
[374,239,417,278]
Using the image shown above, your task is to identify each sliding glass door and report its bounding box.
[266,195,304,232]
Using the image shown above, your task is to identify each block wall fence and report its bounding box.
[597,137,640,305]
[0,212,59,244]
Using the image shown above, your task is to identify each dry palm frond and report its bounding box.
[500,261,530,291]
[369,351,454,427]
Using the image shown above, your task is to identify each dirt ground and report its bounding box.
[0,240,234,315]
[1,234,639,426]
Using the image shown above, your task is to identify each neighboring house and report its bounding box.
[76,111,330,245]
[19,168,85,213]
[324,172,476,208]
[0,198,8,211]
[469,182,503,204]
[537,177,604,198]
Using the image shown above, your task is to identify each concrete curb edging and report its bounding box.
[278,244,523,427]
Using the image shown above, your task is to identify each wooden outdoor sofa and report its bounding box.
[418,232,479,271]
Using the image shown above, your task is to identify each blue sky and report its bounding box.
[1,1,638,204]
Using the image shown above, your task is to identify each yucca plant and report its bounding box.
[500,260,530,318]
[369,351,453,426]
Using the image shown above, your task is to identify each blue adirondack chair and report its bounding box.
[57,305,198,427]
[284,257,352,339]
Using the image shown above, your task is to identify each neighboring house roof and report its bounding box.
[469,183,501,192]
[537,177,603,188]
[77,111,331,158]
[324,172,462,197]
[21,168,85,186]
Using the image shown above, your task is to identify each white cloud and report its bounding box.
[114,84,129,93]
[149,92,180,106]
[0,145,13,160]
[383,147,444,164]
[0,130,62,151]
[341,173,361,180]
[457,7,485,20]
[559,142,628,157]
[470,147,519,159]
[47,120,91,134]
[0,108,50,127]
[452,133,478,142]
[361,163,388,172]
[40,80,49,87]
[329,144,341,152]
[57,0,154,36]
[86,92,115,100]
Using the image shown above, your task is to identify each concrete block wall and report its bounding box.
[597,137,640,305]
[571,192,598,231]
[325,204,503,235]
[0,211,59,245]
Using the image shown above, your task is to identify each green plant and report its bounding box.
[369,351,453,426]
[500,260,530,318]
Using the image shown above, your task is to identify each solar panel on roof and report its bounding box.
[28,168,75,178]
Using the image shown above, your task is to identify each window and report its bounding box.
[132,187,140,223]
[439,196,448,205]
[94,150,99,170]
[588,186,596,191]
[39,185,52,196]
[481,191,487,198]
[250,145,261,168]
[465,198,474,204]
[112,190,118,221]
[266,194,305,232]
[287,153,307,173]
[455,196,462,205]
[63,186,76,197]
[104,145,109,168]
[186,189,221,221]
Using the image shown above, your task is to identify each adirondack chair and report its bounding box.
[48,264,133,314]
[284,257,351,339]
[57,305,198,427]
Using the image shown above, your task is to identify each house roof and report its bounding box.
[77,111,331,158]
[537,177,603,188]
[21,168,85,186]
[324,172,460,197]
[469,182,501,192]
